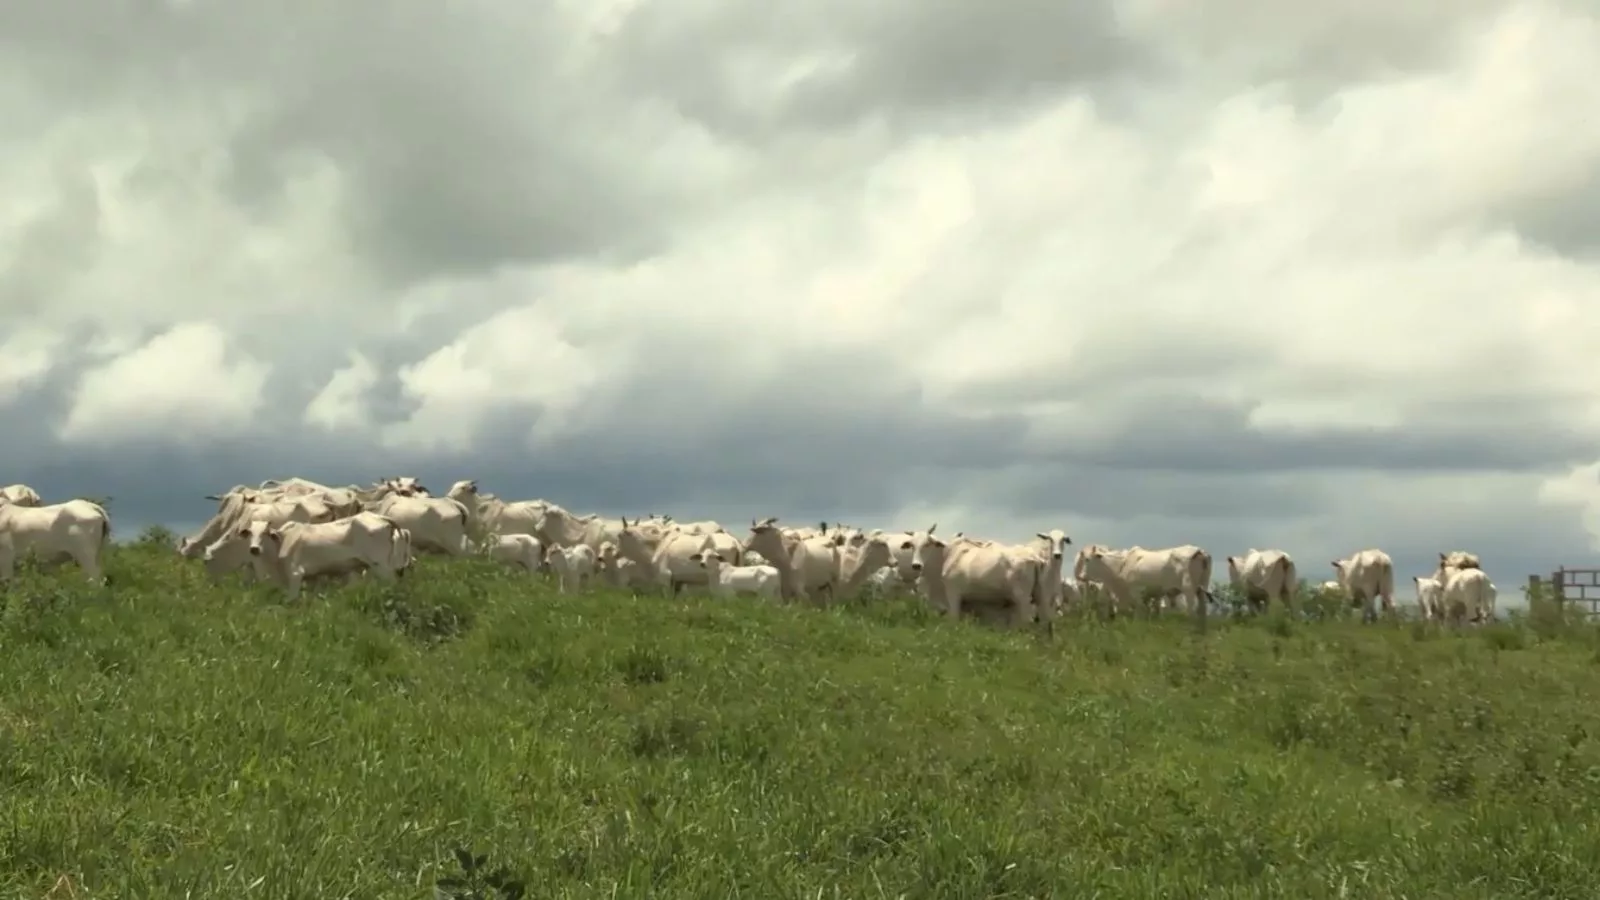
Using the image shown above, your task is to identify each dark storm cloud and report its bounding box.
[3,1,680,285]
[607,0,1145,138]
[1012,387,1600,475]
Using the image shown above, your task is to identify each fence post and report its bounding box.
[1552,569,1565,613]
[1527,574,1540,605]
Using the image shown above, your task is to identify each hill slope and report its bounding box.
[3,536,1600,898]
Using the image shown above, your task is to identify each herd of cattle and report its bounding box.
[0,477,1500,626]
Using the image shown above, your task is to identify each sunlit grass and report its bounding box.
[2,529,1599,898]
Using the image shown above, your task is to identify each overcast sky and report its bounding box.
[4,0,1600,603]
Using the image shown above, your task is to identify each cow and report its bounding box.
[445,480,550,541]
[0,498,112,584]
[834,531,895,600]
[1331,549,1396,622]
[1076,544,1214,618]
[215,513,413,601]
[1414,575,1444,622]
[544,543,598,594]
[1430,551,1495,625]
[616,517,716,596]
[1227,549,1298,613]
[1027,529,1073,624]
[0,485,42,507]
[694,549,782,600]
[906,526,1045,626]
[180,491,338,558]
[745,517,840,605]
[596,541,648,590]
[534,504,627,553]
[364,493,471,555]
[486,534,546,574]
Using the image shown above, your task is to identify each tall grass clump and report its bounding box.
[2,531,1600,897]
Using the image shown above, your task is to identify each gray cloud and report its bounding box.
[5,0,1600,608]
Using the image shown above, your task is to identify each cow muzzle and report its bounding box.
[248,546,261,556]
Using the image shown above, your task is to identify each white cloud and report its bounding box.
[0,328,62,406]
[304,352,380,433]
[56,321,270,445]
[4,0,1600,585]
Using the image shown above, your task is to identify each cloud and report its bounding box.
[56,321,270,446]
[5,0,1600,605]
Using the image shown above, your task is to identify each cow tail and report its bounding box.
[88,502,113,547]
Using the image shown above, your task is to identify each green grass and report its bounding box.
[5,532,1600,898]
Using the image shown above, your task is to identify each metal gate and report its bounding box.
[1528,568,1600,616]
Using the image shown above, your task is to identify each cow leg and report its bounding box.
[72,547,105,584]
[1009,583,1035,628]
[284,570,305,603]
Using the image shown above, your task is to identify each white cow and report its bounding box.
[1076,544,1214,617]
[446,480,550,540]
[1331,549,1395,622]
[1027,529,1073,623]
[181,491,340,558]
[1413,576,1444,622]
[596,541,648,590]
[0,498,113,584]
[694,549,782,600]
[210,512,414,601]
[745,517,840,605]
[0,485,42,507]
[487,534,546,574]
[544,543,598,593]
[657,516,726,536]
[1430,551,1495,625]
[534,504,627,553]
[616,518,715,596]
[1227,549,1298,612]
[906,526,1044,626]
[834,531,895,600]
[365,494,471,556]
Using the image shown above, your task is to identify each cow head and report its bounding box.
[907,523,944,574]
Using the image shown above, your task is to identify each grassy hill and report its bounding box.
[3,531,1600,899]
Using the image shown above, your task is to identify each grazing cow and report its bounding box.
[745,517,840,605]
[487,534,546,574]
[210,512,413,601]
[1227,549,1298,612]
[906,526,1045,626]
[0,498,112,584]
[0,485,42,507]
[544,543,598,594]
[694,549,782,600]
[1076,544,1213,618]
[1330,549,1395,622]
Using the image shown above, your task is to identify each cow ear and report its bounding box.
[1036,532,1049,541]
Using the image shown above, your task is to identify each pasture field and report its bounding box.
[3,531,1600,899]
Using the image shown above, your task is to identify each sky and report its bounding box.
[4,0,1600,605]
